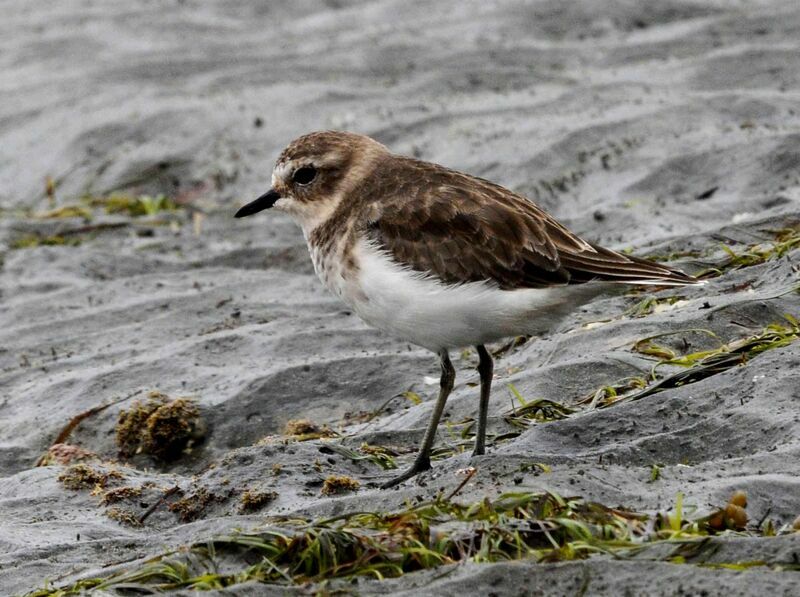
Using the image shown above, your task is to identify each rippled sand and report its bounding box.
[1,1,799,594]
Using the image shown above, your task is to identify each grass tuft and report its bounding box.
[319,442,399,470]
[588,318,800,409]
[579,377,648,409]
[34,205,93,220]
[25,579,104,597]
[504,384,573,427]
[29,489,794,594]
[700,225,800,277]
[10,233,81,249]
[84,193,179,217]
[649,464,662,483]
[624,295,685,318]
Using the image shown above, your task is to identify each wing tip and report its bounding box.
[612,276,705,287]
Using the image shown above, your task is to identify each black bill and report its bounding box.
[235,188,281,218]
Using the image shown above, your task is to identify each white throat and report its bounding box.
[273,195,342,238]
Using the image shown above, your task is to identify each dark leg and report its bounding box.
[473,345,493,457]
[381,349,455,488]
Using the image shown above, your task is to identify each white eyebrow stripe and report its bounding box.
[273,160,294,186]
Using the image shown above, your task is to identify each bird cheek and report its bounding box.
[272,197,292,211]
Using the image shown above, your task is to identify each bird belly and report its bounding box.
[346,240,596,351]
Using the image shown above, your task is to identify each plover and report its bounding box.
[236,131,699,488]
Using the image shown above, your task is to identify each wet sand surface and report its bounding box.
[1,1,799,594]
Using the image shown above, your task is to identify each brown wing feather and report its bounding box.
[364,156,697,289]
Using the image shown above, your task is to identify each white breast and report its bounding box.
[336,238,604,352]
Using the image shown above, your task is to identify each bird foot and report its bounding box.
[380,458,431,489]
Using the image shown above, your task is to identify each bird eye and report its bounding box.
[293,166,317,185]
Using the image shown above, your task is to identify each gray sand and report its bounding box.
[1,0,799,595]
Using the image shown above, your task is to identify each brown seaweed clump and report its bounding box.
[116,391,205,461]
[284,419,320,435]
[58,464,123,490]
[321,475,360,496]
[105,507,142,527]
[168,487,218,522]
[283,418,336,441]
[116,392,168,456]
[100,486,143,506]
[239,489,278,513]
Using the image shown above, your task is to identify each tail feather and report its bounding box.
[561,244,701,286]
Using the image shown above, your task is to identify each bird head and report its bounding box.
[235,130,387,232]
